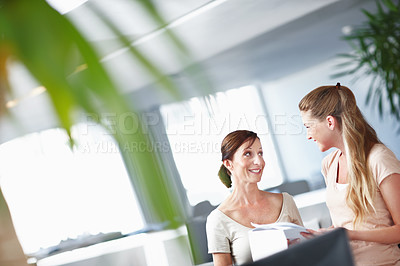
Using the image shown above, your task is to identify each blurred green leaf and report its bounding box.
[382,0,398,12]
[87,2,182,100]
[134,0,214,97]
[1,0,197,234]
[0,46,10,117]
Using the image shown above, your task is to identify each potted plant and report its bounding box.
[333,0,400,122]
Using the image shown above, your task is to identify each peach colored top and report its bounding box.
[322,144,400,266]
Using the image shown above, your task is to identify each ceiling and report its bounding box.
[64,0,343,92]
[1,0,376,143]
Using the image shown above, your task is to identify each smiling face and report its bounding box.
[301,110,336,152]
[224,138,265,185]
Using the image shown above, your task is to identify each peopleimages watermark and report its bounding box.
[81,111,306,136]
[75,140,222,154]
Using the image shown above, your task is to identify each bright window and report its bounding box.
[160,85,283,206]
[0,123,144,256]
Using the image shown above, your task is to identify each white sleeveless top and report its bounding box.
[206,192,303,265]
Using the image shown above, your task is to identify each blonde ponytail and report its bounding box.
[340,101,377,226]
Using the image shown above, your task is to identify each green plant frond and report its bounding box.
[358,37,372,51]
[331,56,367,78]
[65,30,132,113]
[335,61,358,68]
[377,94,384,117]
[336,53,358,59]
[137,0,189,56]
[126,0,214,97]
[143,12,215,97]
[387,90,398,116]
[338,1,400,127]
[0,13,14,100]
[44,84,77,147]
[0,47,11,117]
[344,40,361,50]
[362,68,374,76]
[398,94,400,116]
[63,3,186,226]
[333,67,360,78]
[362,9,377,22]
[372,81,384,104]
[112,125,185,227]
[377,0,385,16]
[2,0,188,229]
[366,75,378,104]
[87,2,183,101]
[330,72,347,79]
[115,0,213,98]
[134,0,199,67]
[382,0,399,12]
[2,1,79,133]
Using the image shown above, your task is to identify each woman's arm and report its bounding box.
[347,173,400,244]
[213,253,233,266]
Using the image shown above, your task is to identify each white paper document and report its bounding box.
[248,222,308,261]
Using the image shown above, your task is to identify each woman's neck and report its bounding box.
[229,183,262,206]
[335,134,346,157]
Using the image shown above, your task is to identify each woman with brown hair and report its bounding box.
[299,83,400,265]
[206,130,303,266]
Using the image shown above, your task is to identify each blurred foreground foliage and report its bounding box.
[0,0,207,264]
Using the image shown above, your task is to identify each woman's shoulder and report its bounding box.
[207,206,222,218]
[279,192,302,213]
[215,198,232,213]
[260,191,284,209]
[322,149,340,165]
[369,143,396,158]
[368,144,400,183]
[262,190,297,200]
[261,190,283,200]
[206,208,224,226]
[207,200,233,222]
[281,192,297,205]
[368,143,400,167]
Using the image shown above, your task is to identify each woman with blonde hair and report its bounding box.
[299,83,400,265]
[206,130,303,266]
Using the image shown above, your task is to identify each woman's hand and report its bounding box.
[300,226,335,239]
[287,238,300,247]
